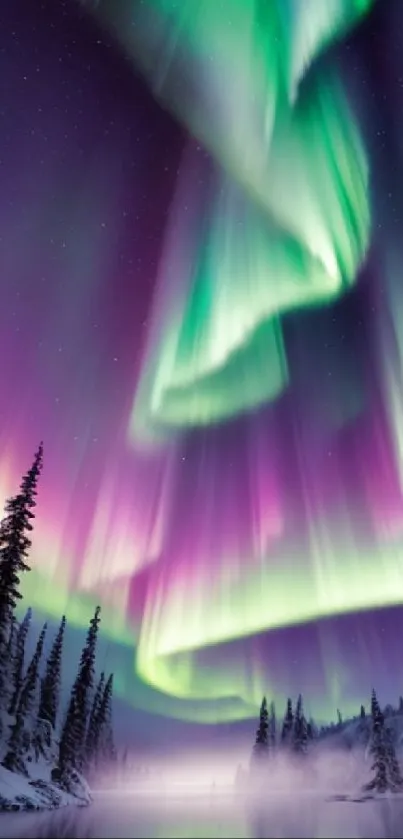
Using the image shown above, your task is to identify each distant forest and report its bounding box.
[250,690,403,794]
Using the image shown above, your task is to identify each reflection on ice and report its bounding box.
[4,745,403,838]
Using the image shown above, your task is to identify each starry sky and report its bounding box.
[2,0,403,746]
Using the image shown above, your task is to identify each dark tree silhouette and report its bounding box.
[58,606,101,778]
[38,615,66,730]
[268,701,276,750]
[281,698,293,745]
[9,606,32,715]
[293,694,308,755]
[360,704,366,720]
[3,622,47,773]
[0,444,43,708]
[95,673,115,764]
[365,689,388,794]
[253,696,269,760]
[85,671,105,766]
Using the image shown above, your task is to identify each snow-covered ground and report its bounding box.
[0,710,92,814]
[0,763,91,812]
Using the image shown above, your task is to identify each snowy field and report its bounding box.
[3,787,403,839]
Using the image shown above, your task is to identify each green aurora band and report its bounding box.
[53,0,378,721]
[130,78,369,440]
[112,0,372,439]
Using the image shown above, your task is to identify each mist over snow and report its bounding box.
[6,741,403,839]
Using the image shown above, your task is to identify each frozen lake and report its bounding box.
[3,788,403,839]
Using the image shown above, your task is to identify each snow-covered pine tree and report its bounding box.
[9,607,32,715]
[269,701,276,751]
[95,673,115,764]
[253,696,269,762]
[292,694,308,756]
[3,622,47,773]
[384,725,403,791]
[364,689,388,794]
[84,671,105,767]
[0,444,43,712]
[38,615,66,731]
[281,698,293,746]
[58,605,101,778]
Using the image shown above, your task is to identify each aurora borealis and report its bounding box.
[2,0,403,732]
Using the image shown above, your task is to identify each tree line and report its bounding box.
[252,693,313,761]
[0,443,115,791]
[252,690,403,794]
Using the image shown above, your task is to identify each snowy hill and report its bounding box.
[0,713,92,812]
[0,763,91,812]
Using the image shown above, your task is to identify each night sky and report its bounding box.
[2,0,403,747]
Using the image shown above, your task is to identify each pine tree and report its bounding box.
[3,622,47,772]
[0,444,43,706]
[360,704,366,720]
[95,673,115,764]
[337,709,343,726]
[293,694,308,755]
[399,696,403,715]
[268,701,276,750]
[9,607,32,715]
[84,671,105,766]
[253,696,269,760]
[281,698,293,745]
[58,606,101,777]
[38,615,66,730]
[364,689,388,794]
